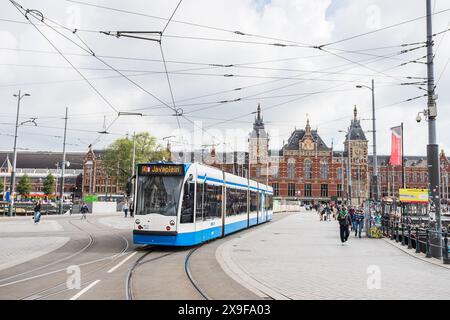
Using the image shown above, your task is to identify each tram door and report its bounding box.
[261,192,266,222]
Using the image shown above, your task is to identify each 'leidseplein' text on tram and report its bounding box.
[132,163,273,246]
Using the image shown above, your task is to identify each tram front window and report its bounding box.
[136,176,183,216]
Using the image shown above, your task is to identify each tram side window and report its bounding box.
[196,183,204,221]
[226,187,247,216]
[180,182,194,223]
[203,183,223,220]
[266,194,273,210]
[250,191,258,212]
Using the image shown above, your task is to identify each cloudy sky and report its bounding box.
[0,0,449,157]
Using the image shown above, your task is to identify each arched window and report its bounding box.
[304,159,312,179]
[320,160,328,179]
[288,158,295,179]
[336,167,343,181]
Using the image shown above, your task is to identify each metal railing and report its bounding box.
[381,218,450,265]
[0,202,72,216]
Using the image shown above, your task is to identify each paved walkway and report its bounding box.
[0,237,69,271]
[98,216,135,230]
[0,220,63,233]
[217,211,450,299]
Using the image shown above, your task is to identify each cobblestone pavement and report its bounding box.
[217,211,450,299]
[0,237,69,271]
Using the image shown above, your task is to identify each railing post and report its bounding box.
[443,231,450,265]
[426,229,432,258]
[415,227,420,253]
[408,225,412,249]
[396,222,400,243]
[401,224,405,246]
[391,220,395,240]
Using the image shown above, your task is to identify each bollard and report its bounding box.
[415,227,420,253]
[443,232,450,265]
[401,224,405,246]
[425,229,432,258]
[408,225,412,249]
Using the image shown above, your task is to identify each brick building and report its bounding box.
[0,151,83,198]
[82,147,124,199]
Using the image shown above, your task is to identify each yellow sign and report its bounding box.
[399,188,428,203]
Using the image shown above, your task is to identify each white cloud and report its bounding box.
[0,0,448,158]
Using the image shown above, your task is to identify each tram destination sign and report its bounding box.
[139,164,184,176]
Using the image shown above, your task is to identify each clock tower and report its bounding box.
[249,104,269,179]
[344,106,369,205]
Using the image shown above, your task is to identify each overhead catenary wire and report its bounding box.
[8,1,120,115]
[4,0,442,152]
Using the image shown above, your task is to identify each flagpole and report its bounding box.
[401,122,405,188]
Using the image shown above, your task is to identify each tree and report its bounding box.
[103,132,169,187]
[43,173,55,197]
[17,174,32,198]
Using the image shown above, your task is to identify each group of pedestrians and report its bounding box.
[316,203,337,221]
[123,201,134,218]
[336,205,365,245]
[31,198,134,223]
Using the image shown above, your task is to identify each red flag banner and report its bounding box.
[389,126,402,166]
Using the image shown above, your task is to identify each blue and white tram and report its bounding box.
[133,162,273,246]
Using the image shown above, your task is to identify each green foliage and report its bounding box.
[103,132,169,186]
[43,173,55,196]
[17,174,32,197]
[0,179,3,193]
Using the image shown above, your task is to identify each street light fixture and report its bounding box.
[8,91,31,216]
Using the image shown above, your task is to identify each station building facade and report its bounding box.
[194,105,450,205]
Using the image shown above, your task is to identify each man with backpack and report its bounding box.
[337,207,352,245]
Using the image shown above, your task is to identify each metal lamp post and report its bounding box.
[8,91,31,216]
[356,80,379,202]
[339,130,352,206]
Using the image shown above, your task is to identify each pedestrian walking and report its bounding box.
[349,207,355,231]
[130,201,134,218]
[80,202,89,220]
[337,207,352,245]
[33,200,42,224]
[354,209,364,238]
[123,202,129,218]
[326,204,331,221]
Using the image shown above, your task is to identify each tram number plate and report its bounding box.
[140,164,184,176]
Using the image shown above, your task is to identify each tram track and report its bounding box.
[185,245,211,300]
[0,217,131,300]
[19,232,130,300]
[0,219,95,284]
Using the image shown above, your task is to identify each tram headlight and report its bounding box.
[135,219,141,225]
[169,220,175,226]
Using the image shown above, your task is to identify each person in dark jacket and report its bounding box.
[80,202,89,220]
[354,209,364,238]
[33,200,42,224]
[337,207,352,245]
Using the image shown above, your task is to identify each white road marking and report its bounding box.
[107,252,137,273]
[69,280,100,300]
